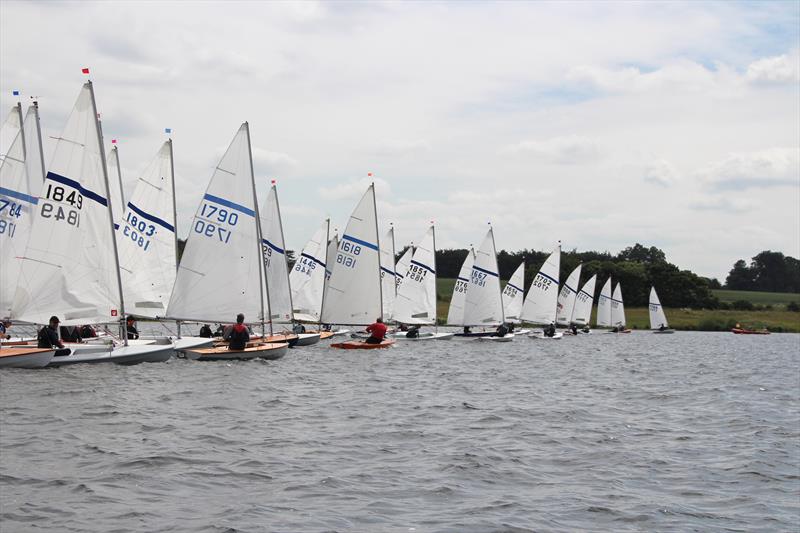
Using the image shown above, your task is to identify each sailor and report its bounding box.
[224,313,250,350]
[365,317,387,344]
[571,324,578,335]
[0,320,11,340]
[38,316,65,349]
[495,323,510,337]
[199,324,213,338]
[126,317,139,340]
[406,325,420,338]
[545,322,556,337]
[60,325,82,343]
[214,324,225,336]
[659,324,667,331]
[80,324,97,338]
[292,323,306,334]
[463,326,472,335]
[507,323,515,333]
[582,325,590,333]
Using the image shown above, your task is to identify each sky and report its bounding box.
[1,0,798,281]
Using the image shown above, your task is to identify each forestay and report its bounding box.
[463,227,504,326]
[556,263,582,325]
[502,261,525,324]
[13,82,122,325]
[571,274,597,325]
[446,246,475,326]
[259,183,293,323]
[290,220,328,322]
[117,141,177,318]
[167,123,266,323]
[321,184,382,325]
[521,244,561,325]
[379,226,396,319]
[596,278,613,327]
[394,246,413,290]
[106,145,125,229]
[392,225,436,325]
[649,287,669,330]
[611,283,626,327]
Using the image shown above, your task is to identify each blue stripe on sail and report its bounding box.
[262,238,284,254]
[650,302,661,307]
[127,201,175,232]
[457,276,469,282]
[563,283,577,294]
[538,271,558,285]
[507,282,523,292]
[473,265,499,278]
[301,252,325,267]
[410,260,435,274]
[599,294,611,300]
[0,187,38,205]
[46,172,107,206]
[342,233,378,251]
[381,266,395,276]
[114,223,119,230]
[611,298,624,304]
[203,193,255,217]
[579,289,593,298]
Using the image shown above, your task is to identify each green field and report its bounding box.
[435,279,800,332]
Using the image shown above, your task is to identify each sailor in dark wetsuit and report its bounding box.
[38,316,65,349]
[126,317,139,340]
[199,324,213,338]
[405,325,420,338]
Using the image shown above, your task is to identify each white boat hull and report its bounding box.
[475,333,514,342]
[528,332,564,339]
[0,348,55,369]
[294,333,321,346]
[392,332,454,341]
[173,337,215,354]
[47,344,174,366]
[653,329,675,334]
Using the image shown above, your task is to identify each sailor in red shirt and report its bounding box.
[365,317,387,344]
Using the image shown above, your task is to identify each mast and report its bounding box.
[489,225,504,324]
[432,222,437,332]
[371,182,383,321]
[14,102,25,161]
[318,217,330,330]
[245,123,271,336]
[272,180,294,326]
[167,137,182,338]
[89,80,127,346]
[113,145,125,206]
[31,101,46,182]
[390,224,396,298]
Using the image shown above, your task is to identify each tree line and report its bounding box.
[724,251,800,293]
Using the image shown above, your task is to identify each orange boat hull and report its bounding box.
[331,339,395,349]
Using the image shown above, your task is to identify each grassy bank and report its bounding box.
[434,278,800,332]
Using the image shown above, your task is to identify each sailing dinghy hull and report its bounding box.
[294,333,321,346]
[391,332,454,341]
[475,334,514,342]
[528,332,564,340]
[331,339,395,349]
[185,342,289,361]
[0,348,55,369]
[47,344,174,367]
[653,329,675,334]
[731,328,770,335]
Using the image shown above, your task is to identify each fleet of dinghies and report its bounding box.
[0,79,678,366]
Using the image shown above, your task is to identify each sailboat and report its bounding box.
[11,81,172,365]
[167,123,287,360]
[522,244,563,339]
[394,245,413,290]
[321,230,349,337]
[391,224,453,341]
[326,184,394,349]
[570,274,597,332]
[609,282,630,333]
[596,278,613,329]
[556,263,582,332]
[649,287,674,333]
[463,226,512,341]
[502,261,526,330]
[290,219,329,323]
[380,225,397,320]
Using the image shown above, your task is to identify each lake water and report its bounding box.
[1,330,798,532]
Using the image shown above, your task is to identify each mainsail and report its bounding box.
[463,227,504,326]
[394,245,413,290]
[379,226,397,319]
[13,82,124,325]
[290,219,329,322]
[596,278,613,327]
[446,246,475,326]
[259,182,293,323]
[320,184,382,325]
[502,261,525,324]
[167,123,266,323]
[392,225,437,325]
[556,263,583,325]
[521,244,561,325]
[649,286,669,330]
[571,274,597,325]
[117,141,177,318]
[107,145,125,229]
[611,283,626,327]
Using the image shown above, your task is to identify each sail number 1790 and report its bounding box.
[195,202,239,244]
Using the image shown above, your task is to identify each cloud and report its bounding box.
[642,159,679,187]
[503,135,601,164]
[688,197,755,213]
[746,51,800,85]
[698,148,800,190]
[366,139,431,157]
[318,177,391,200]
[251,147,298,177]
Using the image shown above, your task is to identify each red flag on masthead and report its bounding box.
[111,139,117,144]
[81,67,90,74]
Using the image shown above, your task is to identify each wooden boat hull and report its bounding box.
[185,342,289,361]
[0,348,55,369]
[318,331,335,340]
[731,328,770,335]
[331,339,395,349]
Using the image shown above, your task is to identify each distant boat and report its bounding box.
[522,243,562,339]
[290,219,329,323]
[570,274,597,332]
[649,287,675,333]
[462,226,513,341]
[394,245,413,291]
[379,226,397,320]
[731,327,770,335]
[502,261,525,324]
[596,277,613,328]
[609,282,631,333]
[556,263,582,327]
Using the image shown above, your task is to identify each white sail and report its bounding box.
[611,283,626,327]
[571,274,597,325]
[259,183,293,323]
[13,82,123,325]
[23,104,46,188]
[521,244,561,325]
[321,184,382,325]
[322,232,339,319]
[502,261,525,323]
[463,228,504,326]
[0,105,22,163]
[107,146,125,228]
[167,123,266,323]
[117,141,176,318]
[392,225,436,325]
[379,226,397,319]
[446,246,475,325]
[649,287,669,330]
[290,220,328,322]
[556,263,582,325]
[596,278,613,327]
[394,246,413,289]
